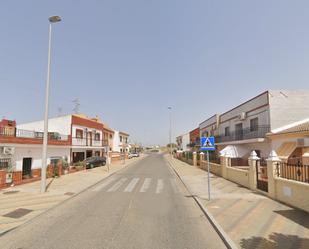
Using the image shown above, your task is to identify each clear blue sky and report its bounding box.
[1,1,309,146]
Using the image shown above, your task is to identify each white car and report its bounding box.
[128,152,139,159]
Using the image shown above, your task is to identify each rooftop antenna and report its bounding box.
[72,98,80,114]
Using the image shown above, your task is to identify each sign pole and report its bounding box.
[200,136,215,202]
[207,150,211,201]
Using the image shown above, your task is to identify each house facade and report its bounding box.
[268,118,309,164]
[176,132,190,151]
[0,114,114,180]
[216,90,309,159]
[112,130,129,153]
[189,127,200,151]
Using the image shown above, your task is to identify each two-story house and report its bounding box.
[213,90,309,161]
[112,130,130,153]
[188,127,200,151]
[175,132,190,151]
[0,114,113,181]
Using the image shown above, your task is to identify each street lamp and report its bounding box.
[41,16,61,193]
[168,107,172,156]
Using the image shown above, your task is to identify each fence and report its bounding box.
[215,125,270,143]
[276,161,309,183]
[230,158,249,167]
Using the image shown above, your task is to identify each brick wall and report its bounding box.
[0,170,6,188]
[12,171,22,185]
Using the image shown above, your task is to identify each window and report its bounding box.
[225,127,230,136]
[110,134,112,139]
[94,133,100,141]
[250,118,258,132]
[0,158,10,170]
[125,138,128,143]
[76,129,83,139]
[120,136,122,142]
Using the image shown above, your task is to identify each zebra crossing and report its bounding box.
[92,177,180,194]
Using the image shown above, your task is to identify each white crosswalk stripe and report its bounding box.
[140,178,152,193]
[124,178,140,192]
[156,179,164,194]
[92,177,117,192]
[107,178,127,192]
[170,178,179,193]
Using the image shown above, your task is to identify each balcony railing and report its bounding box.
[71,137,110,147]
[0,127,69,141]
[215,125,270,143]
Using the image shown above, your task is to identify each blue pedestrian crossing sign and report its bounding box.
[200,136,215,151]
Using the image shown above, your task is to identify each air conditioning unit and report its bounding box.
[239,112,246,120]
[3,147,14,155]
[304,138,309,146]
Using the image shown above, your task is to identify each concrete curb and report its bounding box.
[0,155,148,237]
[166,157,239,249]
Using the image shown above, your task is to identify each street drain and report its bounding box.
[3,208,33,219]
[64,192,75,196]
[3,190,20,195]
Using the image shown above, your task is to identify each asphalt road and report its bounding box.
[0,153,226,249]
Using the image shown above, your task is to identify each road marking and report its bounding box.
[170,178,179,193]
[107,178,127,192]
[140,178,152,193]
[92,177,117,191]
[124,178,140,192]
[156,179,164,194]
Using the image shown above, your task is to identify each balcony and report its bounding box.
[215,125,270,143]
[0,127,70,145]
[71,137,107,147]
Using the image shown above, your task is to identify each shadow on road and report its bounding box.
[45,178,55,191]
[240,232,309,249]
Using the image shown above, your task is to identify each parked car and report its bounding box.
[128,152,139,159]
[84,156,106,169]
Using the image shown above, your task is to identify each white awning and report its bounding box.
[219,145,249,158]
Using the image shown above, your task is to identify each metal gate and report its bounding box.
[256,159,268,192]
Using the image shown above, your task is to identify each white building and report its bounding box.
[176,132,190,151]
[199,90,309,162]
[112,130,129,153]
[0,114,114,179]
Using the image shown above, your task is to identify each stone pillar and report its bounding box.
[220,155,229,179]
[248,150,260,190]
[267,150,281,198]
[193,152,197,166]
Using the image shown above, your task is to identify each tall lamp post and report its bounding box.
[168,107,172,156]
[41,16,61,193]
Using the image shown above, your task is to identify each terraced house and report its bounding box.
[199,90,309,164]
[0,114,114,186]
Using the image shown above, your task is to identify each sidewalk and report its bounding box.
[166,156,309,249]
[0,156,145,236]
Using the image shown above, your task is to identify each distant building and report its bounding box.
[176,132,190,151]
[112,130,129,153]
[189,127,200,151]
